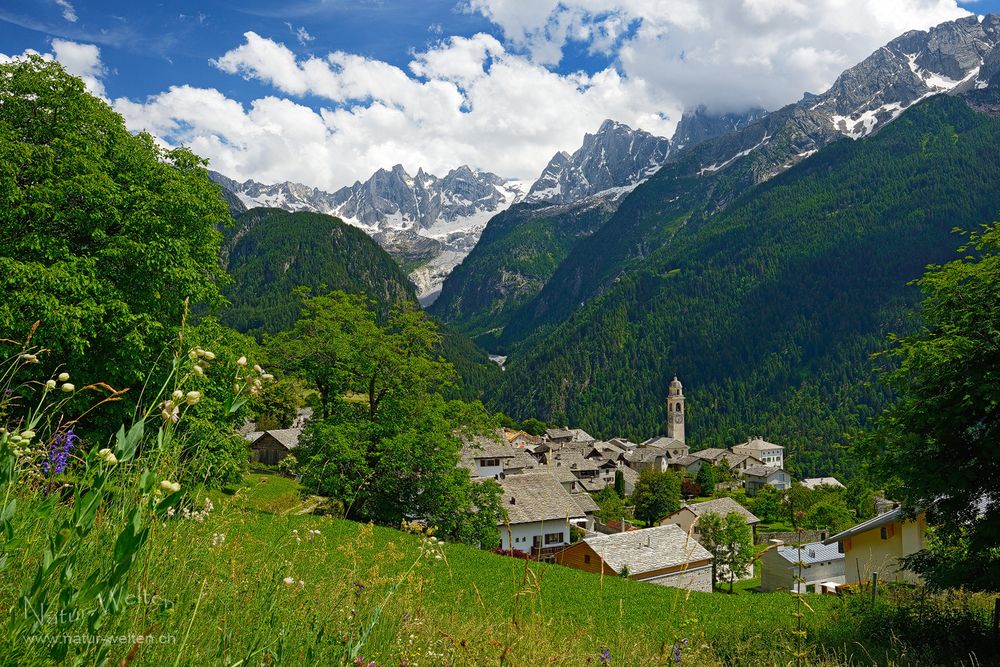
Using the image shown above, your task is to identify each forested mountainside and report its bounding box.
[486,96,1000,477]
[216,207,499,399]
[497,15,1000,346]
[219,208,417,337]
[428,194,621,344]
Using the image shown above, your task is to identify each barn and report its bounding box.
[245,429,301,465]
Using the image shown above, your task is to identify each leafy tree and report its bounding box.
[871,221,1000,591]
[695,462,717,495]
[843,477,876,522]
[253,378,305,430]
[699,511,756,592]
[520,418,547,436]
[680,478,701,499]
[178,416,249,489]
[803,499,854,532]
[0,56,231,423]
[613,468,625,498]
[457,480,503,549]
[632,469,680,525]
[593,486,626,524]
[750,485,785,525]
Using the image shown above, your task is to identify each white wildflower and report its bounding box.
[166,507,175,517]
[61,383,75,393]
[21,430,35,441]
[253,364,263,373]
[172,389,184,401]
[211,533,225,547]
[58,372,70,382]
[261,373,274,382]
[159,480,181,494]
[184,390,201,405]
[45,379,56,391]
[96,448,118,465]
[236,356,247,367]
[192,365,204,376]
[188,349,199,360]
[20,353,39,364]
[282,576,295,586]
[201,350,216,361]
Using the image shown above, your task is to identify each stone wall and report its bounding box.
[755,530,830,545]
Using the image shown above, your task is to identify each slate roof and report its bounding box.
[669,455,701,467]
[552,451,599,472]
[641,437,686,450]
[687,497,760,524]
[744,465,787,478]
[246,429,302,450]
[734,437,784,452]
[572,492,600,514]
[776,541,843,565]
[583,525,713,576]
[609,438,639,449]
[690,448,730,462]
[801,477,844,490]
[498,473,586,525]
[463,436,516,459]
[625,446,667,463]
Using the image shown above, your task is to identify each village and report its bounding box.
[244,378,928,596]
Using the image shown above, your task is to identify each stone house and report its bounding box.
[743,465,792,495]
[556,524,714,592]
[497,472,587,557]
[731,437,784,468]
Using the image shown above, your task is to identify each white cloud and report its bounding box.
[466,0,971,110]
[0,38,106,98]
[54,0,78,23]
[285,22,315,45]
[118,32,678,190]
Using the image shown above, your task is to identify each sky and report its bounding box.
[1,0,996,191]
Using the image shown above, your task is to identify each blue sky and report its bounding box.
[1,1,996,189]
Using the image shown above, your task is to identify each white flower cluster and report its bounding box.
[282,576,305,588]
[179,497,214,522]
[210,533,225,548]
[418,535,445,561]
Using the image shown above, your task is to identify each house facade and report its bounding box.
[556,524,714,592]
[823,507,927,585]
[497,473,586,558]
[743,465,792,495]
[760,541,845,592]
[731,437,784,468]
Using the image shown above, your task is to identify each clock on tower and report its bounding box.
[666,376,685,443]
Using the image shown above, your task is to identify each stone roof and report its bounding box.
[543,465,579,484]
[642,437,686,451]
[462,436,516,459]
[572,492,600,514]
[687,497,760,524]
[608,437,639,449]
[246,429,302,450]
[801,477,844,490]
[583,525,713,576]
[669,455,701,467]
[743,465,786,478]
[552,451,599,472]
[690,448,730,462]
[625,446,667,463]
[734,437,784,452]
[776,541,843,565]
[506,451,539,471]
[498,473,586,525]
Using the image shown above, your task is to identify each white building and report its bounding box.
[497,472,587,556]
[731,437,784,468]
[760,540,845,592]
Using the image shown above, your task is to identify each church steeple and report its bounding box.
[666,376,685,443]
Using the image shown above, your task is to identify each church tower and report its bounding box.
[666,376,685,443]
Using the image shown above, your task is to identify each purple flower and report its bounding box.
[43,430,77,475]
[599,647,611,665]
[671,639,688,665]
[354,580,365,593]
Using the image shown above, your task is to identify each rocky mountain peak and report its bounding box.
[671,106,769,152]
[524,120,670,204]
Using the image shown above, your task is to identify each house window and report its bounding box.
[544,532,563,545]
[880,526,888,540]
[584,554,591,564]
[480,458,500,467]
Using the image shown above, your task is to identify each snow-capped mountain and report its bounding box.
[670,106,769,152]
[524,119,671,204]
[684,15,1000,185]
[210,166,526,303]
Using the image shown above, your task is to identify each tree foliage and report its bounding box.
[871,221,1000,591]
[631,469,681,525]
[699,511,756,592]
[0,56,231,401]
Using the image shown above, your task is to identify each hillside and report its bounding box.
[488,96,1000,477]
[219,208,418,337]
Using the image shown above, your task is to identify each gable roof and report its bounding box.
[498,473,586,525]
[625,446,667,463]
[583,525,713,575]
[642,437,686,450]
[823,507,905,545]
[246,429,302,450]
[743,465,787,478]
[687,497,760,524]
[690,448,730,462]
[668,455,701,467]
[734,437,784,452]
[776,541,843,565]
[463,436,516,459]
[572,492,600,514]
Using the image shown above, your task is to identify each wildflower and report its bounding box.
[189,349,199,360]
[21,353,39,363]
[201,350,216,361]
[96,448,118,465]
[253,364,263,373]
[44,379,56,391]
[57,372,70,382]
[161,403,179,423]
[236,356,247,366]
[21,430,35,440]
[599,648,611,666]
[261,373,274,381]
[283,576,295,586]
[61,383,75,393]
[211,533,225,548]
[159,480,181,494]
[192,365,205,376]
[298,579,305,588]
[42,430,76,475]
[354,580,365,593]
[166,507,175,517]
[172,389,184,401]
[232,383,241,393]
[184,390,201,405]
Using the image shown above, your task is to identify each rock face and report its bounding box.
[670,106,768,152]
[209,166,525,303]
[524,119,671,204]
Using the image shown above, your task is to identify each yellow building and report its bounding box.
[823,507,926,585]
